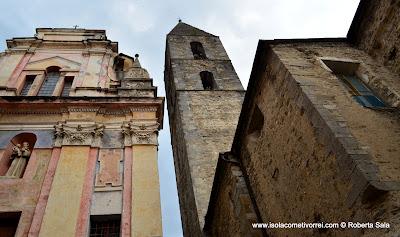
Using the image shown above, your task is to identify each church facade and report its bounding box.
[0,28,164,237]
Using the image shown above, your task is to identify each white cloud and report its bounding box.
[110,0,156,33]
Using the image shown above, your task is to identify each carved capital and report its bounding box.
[121,120,159,146]
[82,49,90,56]
[54,121,105,147]
[27,47,37,54]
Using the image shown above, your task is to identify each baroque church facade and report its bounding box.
[0,28,164,236]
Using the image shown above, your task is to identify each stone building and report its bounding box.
[0,28,164,237]
[203,0,400,236]
[165,0,400,236]
[164,22,245,236]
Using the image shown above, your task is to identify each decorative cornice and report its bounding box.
[54,121,105,147]
[5,49,28,55]
[98,108,131,115]
[0,109,63,115]
[121,120,159,146]
[0,106,158,115]
[67,107,100,113]
[130,107,157,112]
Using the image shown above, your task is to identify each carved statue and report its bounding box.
[5,142,31,178]
[21,142,31,158]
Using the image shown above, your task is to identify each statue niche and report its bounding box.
[0,133,36,178]
[5,142,31,177]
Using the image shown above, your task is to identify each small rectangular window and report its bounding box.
[61,76,74,97]
[322,59,386,108]
[200,71,217,90]
[90,214,121,237]
[20,75,36,96]
[338,75,386,107]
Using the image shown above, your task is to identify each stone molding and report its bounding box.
[0,109,62,115]
[54,121,105,147]
[117,89,155,97]
[125,68,150,79]
[121,120,159,146]
[130,107,157,112]
[125,81,146,89]
[0,106,158,115]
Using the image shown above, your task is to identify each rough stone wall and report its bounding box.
[167,35,243,91]
[166,89,244,236]
[177,90,244,226]
[165,45,202,236]
[349,0,400,76]
[204,155,263,237]
[170,60,242,90]
[236,41,400,236]
[167,36,230,61]
[165,29,245,236]
[169,101,202,236]
[272,42,400,182]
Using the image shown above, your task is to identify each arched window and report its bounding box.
[38,66,61,96]
[0,133,36,178]
[190,41,206,59]
[200,71,217,90]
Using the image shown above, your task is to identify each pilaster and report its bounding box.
[121,120,162,237]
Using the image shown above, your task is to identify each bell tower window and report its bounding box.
[190,41,207,59]
[200,71,217,90]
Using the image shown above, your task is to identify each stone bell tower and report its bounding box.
[164,21,245,236]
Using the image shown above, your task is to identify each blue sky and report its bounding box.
[0,0,359,236]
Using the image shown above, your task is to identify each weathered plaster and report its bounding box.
[38,146,90,237]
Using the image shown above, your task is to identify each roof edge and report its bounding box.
[347,0,368,44]
[167,21,217,37]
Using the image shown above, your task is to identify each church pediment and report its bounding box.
[25,56,81,71]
